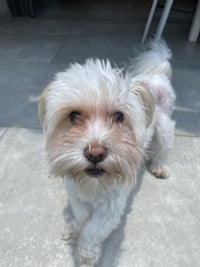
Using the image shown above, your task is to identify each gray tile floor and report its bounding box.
[0,1,200,267]
[0,0,199,134]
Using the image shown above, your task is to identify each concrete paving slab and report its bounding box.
[2,17,142,37]
[0,128,199,266]
[169,40,200,70]
[2,17,72,36]
[0,128,72,267]
[0,7,199,136]
[0,62,66,129]
[51,35,140,66]
[172,68,200,136]
[0,33,66,63]
[0,57,199,136]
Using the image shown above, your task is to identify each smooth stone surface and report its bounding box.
[0,128,199,266]
[0,62,66,128]
[0,0,199,135]
[0,33,66,63]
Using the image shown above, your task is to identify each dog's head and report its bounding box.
[39,60,154,186]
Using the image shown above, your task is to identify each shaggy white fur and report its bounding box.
[39,40,176,267]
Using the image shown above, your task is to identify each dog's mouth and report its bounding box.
[85,166,105,177]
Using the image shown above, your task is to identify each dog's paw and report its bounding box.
[76,256,95,267]
[75,239,101,267]
[62,223,79,243]
[62,229,79,243]
[151,166,169,178]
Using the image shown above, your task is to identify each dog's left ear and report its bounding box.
[38,84,51,126]
[130,82,155,128]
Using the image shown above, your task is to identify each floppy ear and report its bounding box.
[130,82,155,128]
[38,84,51,126]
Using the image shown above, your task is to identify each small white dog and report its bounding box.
[38,40,175,267]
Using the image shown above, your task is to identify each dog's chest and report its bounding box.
[64,177,126,207]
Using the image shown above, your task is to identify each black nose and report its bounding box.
[84,143,107,164]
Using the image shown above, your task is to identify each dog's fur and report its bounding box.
[39,40,176,267]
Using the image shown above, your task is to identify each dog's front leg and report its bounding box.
[75,192,128,267]
[64,195,91,242]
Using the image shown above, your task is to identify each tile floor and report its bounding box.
[0,0,199,135]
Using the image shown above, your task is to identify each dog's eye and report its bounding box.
[69,111,81,124]
[112,111,124,123]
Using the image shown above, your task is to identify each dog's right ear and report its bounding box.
[130,82,155,128]
[38,84,51,126]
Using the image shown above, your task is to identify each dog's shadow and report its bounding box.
[63,168,145,267]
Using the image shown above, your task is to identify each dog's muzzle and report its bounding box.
[85,166,105,177]
[84,143,107,164]
[84,142,107,177]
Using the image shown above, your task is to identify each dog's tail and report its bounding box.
[130,39,172,79]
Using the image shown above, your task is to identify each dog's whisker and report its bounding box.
[88,143,91,155]
[116,154,125,183]
[121,138,144,156]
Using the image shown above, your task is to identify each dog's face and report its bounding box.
[39,60,154,186]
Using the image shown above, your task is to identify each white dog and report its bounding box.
[38,40,175,267]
